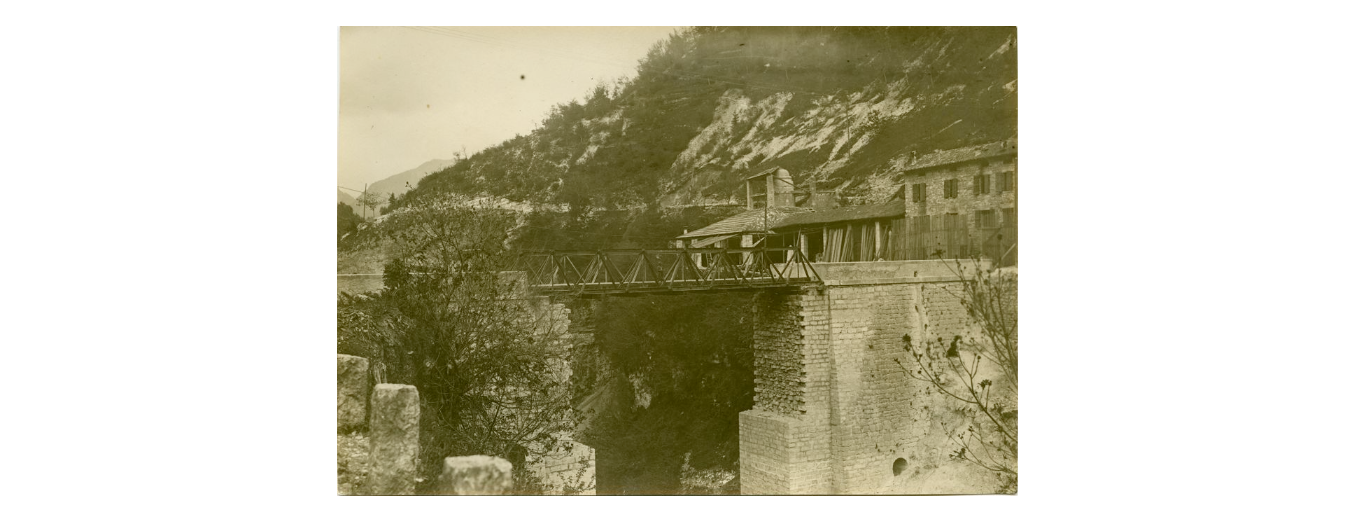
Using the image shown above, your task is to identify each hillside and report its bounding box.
[337,189,359,208]
[368,158,457,205]
[393,27,1016,217]
[344,27,1017,259]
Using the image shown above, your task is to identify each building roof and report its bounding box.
[676,206,813,239]
[770,200,908,230]
[902,138,1017,173]
[688,233,738,248]
[742,166,785,181]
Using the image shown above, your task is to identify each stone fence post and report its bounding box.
[367,384,420,495]
[337,354,369,431]
[435,456,514,495]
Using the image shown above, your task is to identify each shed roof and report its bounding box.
[770,201,907,230]
[676,206,812,239]
[689,233,738,248]
[902,139,1017,173]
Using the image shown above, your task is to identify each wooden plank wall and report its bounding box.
[883,212,1016,265]
[788,213,1016,265]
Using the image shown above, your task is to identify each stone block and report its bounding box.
[337,354,369,431]
[435,455,513,495]
[367,384,419,495]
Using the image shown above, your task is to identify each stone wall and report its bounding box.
[518,296,598,495]
[902,156,1017,229]
[750,292,806,416]
[337,274,385,295]
[814,259,988,282]
[740,290,833,494]
[525,439,596,495]
[740,260,1009,494]
[823,280,992,494]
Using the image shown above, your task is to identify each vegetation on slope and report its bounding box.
[394,26,1016,212]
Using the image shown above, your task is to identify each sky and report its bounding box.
[338,26,681,192]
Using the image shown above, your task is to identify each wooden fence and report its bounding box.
[791,212,1016,267]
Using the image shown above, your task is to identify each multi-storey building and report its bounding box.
[891,138,1017,264]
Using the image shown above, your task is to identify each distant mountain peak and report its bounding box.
[370,158,456,196]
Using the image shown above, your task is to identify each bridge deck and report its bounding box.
[516,248,821,296]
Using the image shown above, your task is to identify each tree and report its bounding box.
[337,202,362,242]
[338,203,575,492]
[900,259,1017,493]
[356,189,384,220]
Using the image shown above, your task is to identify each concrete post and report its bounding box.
[337,355,369,431]
[435,456,514,495]
[367,384,420,495]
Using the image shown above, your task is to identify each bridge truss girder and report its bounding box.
[515,247,821,296]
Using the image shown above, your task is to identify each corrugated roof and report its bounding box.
[676,206,812,239]
[770,201,908,230]
[903,138,1017,173]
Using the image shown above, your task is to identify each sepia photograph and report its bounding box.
[337,26,1016,495]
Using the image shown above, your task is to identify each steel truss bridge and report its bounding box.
[515,247,821,296]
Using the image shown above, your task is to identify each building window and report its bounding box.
[974,174,991,195]
[912,183,926,203]
[944,179,958,199]
[999,171,1014,192]
[977,209,997,229]
[1001,208,1016,226]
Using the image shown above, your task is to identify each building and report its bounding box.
[890,138,1017,264]
[673,139,1017,266]
[674,167,812,250]
[768,201,907,263]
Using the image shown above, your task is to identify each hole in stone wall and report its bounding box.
[892,458,908,476]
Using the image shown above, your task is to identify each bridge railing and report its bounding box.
[514,247,821,294]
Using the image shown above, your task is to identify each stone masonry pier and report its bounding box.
[738,259,1002,495]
